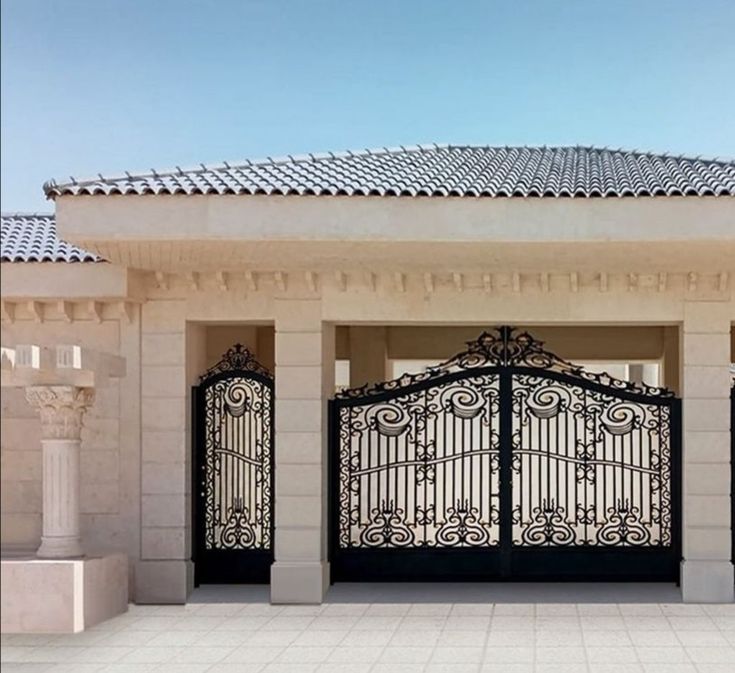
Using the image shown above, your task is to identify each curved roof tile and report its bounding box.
[43,145,735,199]
[1,214,101,263]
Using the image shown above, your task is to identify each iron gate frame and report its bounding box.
[329,327,682,583]
[192,344,275,585]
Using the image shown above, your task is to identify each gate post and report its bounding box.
[680,302,734,602]
[271,299,334,603]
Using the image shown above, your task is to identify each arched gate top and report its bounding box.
[200,343,272,383]
[336,326,675,400]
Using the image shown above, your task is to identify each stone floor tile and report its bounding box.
[339,630,393,646]
[535,617,580,632]
[534,630,583,646]
[172,646,234,663]
[118,646,183,663]
[619,604,664,616]
[629,630,680,647]
[483,646,535,663]
[379,646,434,663]
[578,604,621,616]
[327,646,383,662]
[534,664,588,673]
[171,616,226,631]
[239,604,284,617]
[319,604,369,617]
[260,616,315,631]
[490,616,535,630]
[0,665,55,673]
[398,616,448,631]
[1,646,35,662]
[450,603,495,616]
[388,629,441,646]
[364,603,412,616]
[223,646,285,664]
[436,630,487,647]
[486,630,534,646]
[51,665,108,672]
[661,604,705,616]
[315,664,372,673]
[276,645,333,663]
[49,631,110,647]
[701,605,735,616]
[580,616,626,630]
[194,604,246,617]
[308,616,359,631]
[431,646,484,663]
[535,604,578,616]
[676,630,730,646]
[585,646,638,663]
[623,616,673,631]
[193,630,260,647]
[635,646,690,663]
[61,647,134,664]
[668,617,717,631]
[480,664,534,673]
[407,603,454,616]
[445,615,491,630]
[695,665,735,673]
[582,630,631,646]
[2,635,56,647]
[278,605,325,616]
[535,646,586,663]
[146,630,209,646]
[291,630,348,647]
[711,616,735,630]
[684,646,735,663]
[426,664,481,673]
[95,631,159,647]
[588,665,644,673]
[351,615,402,630]
[371,664,425,673]
[261,664,318,673]
[641,665,696,673]
[127,617,178,632]
[154,665,212,673]
[206,664,265,673]
[492,604,535,616]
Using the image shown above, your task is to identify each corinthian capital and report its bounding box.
[25,386,96,440]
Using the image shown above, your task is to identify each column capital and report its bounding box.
[25,385,95,440]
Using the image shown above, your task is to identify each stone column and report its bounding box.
[680,302,734,602]
[349,326,389,388]
[25,385,95,559]
[271,299,334,603]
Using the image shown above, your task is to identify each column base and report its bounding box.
[134,560,193,604]
[37,536,83,559]
[681,560,734,603]
[270,561,329,604]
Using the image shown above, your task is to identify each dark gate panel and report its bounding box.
[193,344,274,584]
[330,327,681,582]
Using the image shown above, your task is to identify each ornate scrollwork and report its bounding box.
[359,500,416,547]
[200,343,272,382]
[435,499,494,547]
[336,326,674,400]
[597,499,651,546]
[518,500,576,546]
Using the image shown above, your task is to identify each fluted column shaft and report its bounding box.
[25,386,95,559]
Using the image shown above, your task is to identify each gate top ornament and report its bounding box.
[337,326,674,400]
[200,343,272,382]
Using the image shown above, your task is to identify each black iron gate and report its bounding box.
[193,344,274,584]
[329,327,681,582]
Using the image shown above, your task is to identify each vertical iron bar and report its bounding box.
[499,368,513,576]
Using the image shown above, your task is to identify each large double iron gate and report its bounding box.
[330,327,682,582]
[193,345,274,584]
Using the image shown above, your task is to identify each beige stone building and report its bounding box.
[2,145,734,627]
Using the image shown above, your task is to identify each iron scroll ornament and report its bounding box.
[200,343,273,382]
[335,326,675,400]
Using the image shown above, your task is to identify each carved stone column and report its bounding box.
[25,385,95,559]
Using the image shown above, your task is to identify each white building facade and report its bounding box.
[1,146,734,617]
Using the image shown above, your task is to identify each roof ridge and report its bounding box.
[1,212,54,218]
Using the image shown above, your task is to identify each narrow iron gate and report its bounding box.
[193,344,274,584]
[329,327,681,582]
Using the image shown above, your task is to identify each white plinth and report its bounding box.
[0,553,128,633]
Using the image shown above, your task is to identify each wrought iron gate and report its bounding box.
[329,327,681,581]
[193,344,274,584]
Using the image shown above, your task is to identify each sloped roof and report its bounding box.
[1,214,101,263]
[44,145,735,199]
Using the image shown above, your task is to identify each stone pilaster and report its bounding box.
[271,299,334,603]
[25,385,95,559]
[680,302,734,602]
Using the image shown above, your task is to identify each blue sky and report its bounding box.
[2,0,734,211]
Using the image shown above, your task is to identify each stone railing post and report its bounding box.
[25,385,95,559]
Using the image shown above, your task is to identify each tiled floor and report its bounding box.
[2,600,735,673]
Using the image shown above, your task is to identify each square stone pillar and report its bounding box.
[680,301,734,602]
[271,299,334,603]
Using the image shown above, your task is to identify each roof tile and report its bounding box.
[1,214,101,263]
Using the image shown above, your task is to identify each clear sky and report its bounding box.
[2,0,734,212]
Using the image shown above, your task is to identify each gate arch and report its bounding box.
[329,327,681,581]
[193,344,274,584]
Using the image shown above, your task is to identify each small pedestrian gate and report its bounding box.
[193,344,274,584]
[329,327,681,582]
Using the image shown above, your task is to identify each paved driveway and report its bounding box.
[2,600,735,672]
